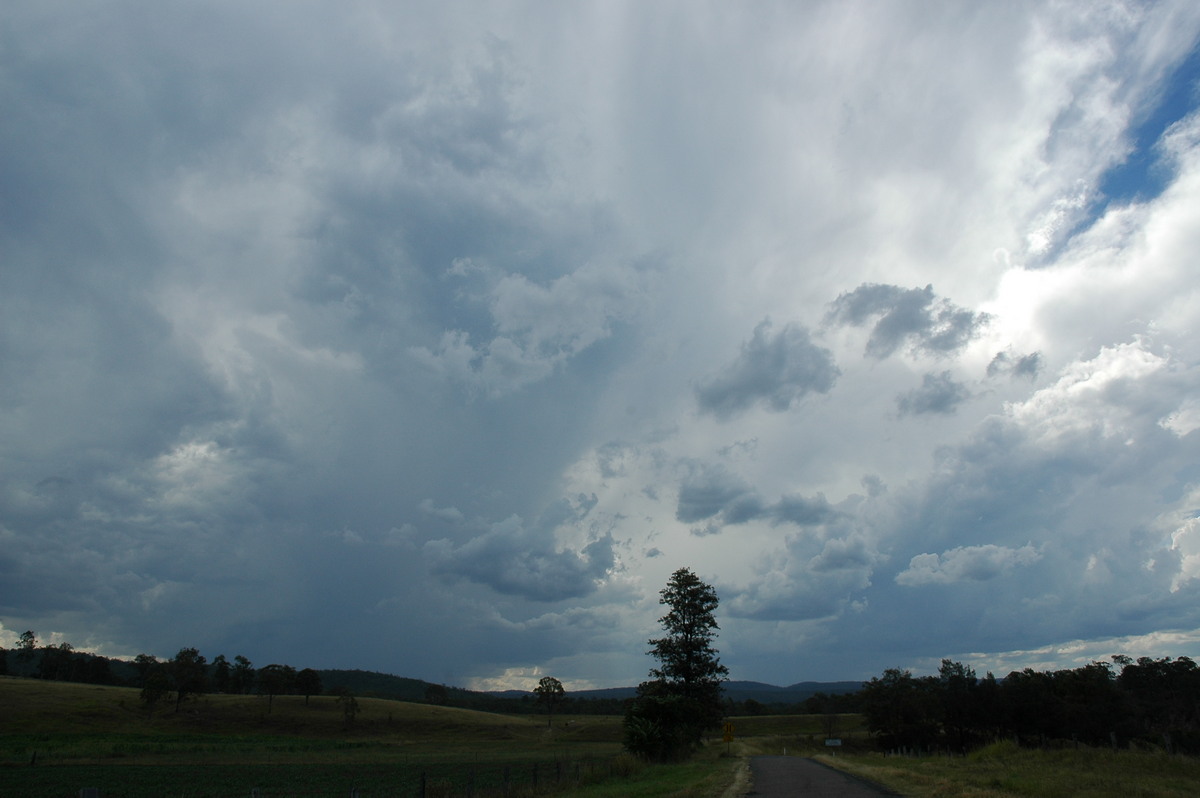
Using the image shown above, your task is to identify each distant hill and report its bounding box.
[318,669,864,709]
[494,679,863,705]
[725,680,863,704]
[317,669,438,701]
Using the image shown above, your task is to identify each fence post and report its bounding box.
[419,771,426,798]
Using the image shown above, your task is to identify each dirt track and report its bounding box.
[742,756,900,797]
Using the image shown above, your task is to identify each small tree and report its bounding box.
[133,654,159,686]
[257,664,297,713]
[625,567,729,760]
[169,648,208,712]
[231,655,255,694]
[534,676,566,728]
[296,668,323,706]
[211,654,231,693]
[140,665,171,718]
[16,630,37,668]
[337,690,360,727]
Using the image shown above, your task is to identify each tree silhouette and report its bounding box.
[169,648,208,712]
[296,668,323,706]
[16,630,37,667]
[257,664,297,713]
[534,676,565,728]
[625,567,729,759]
[231,655,255,694]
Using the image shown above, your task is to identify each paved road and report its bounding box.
[742,756,899,797]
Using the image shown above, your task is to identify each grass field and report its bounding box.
[0,675,631,796]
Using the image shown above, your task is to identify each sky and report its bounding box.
[3,1,1200,691]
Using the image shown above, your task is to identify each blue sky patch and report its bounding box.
[1098,40,1200,207]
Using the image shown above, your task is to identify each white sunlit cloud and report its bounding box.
[896,544,1043,586]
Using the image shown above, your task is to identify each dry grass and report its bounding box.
[818,740,1200,798]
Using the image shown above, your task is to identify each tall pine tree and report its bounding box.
[625,567,729,759]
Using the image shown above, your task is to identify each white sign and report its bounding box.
[825,738,842,746]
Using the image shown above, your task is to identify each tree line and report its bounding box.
[1,632,331,716]
[2,631,120,685]
[859,655,1200,754]
[0,631,613,720]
